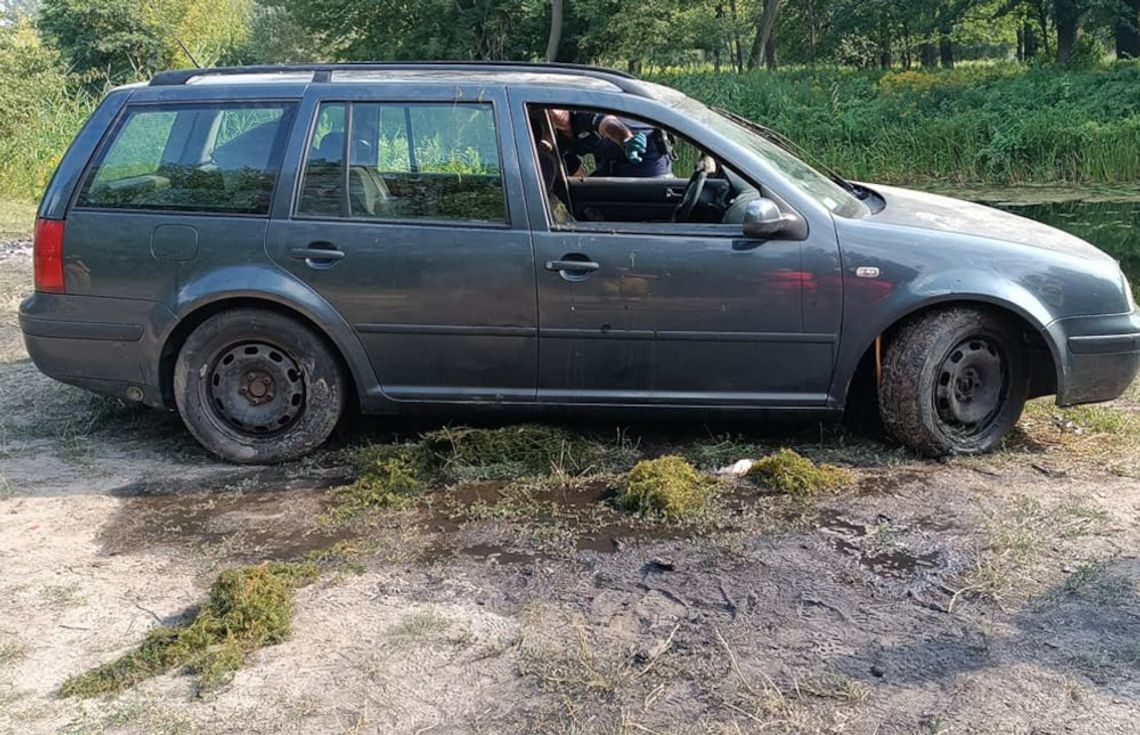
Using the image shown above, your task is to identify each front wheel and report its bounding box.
[174,308,346,464]
[879,308,1028,456]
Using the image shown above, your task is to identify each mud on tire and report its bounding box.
[174,308,345,464]
[878,307,1028,457]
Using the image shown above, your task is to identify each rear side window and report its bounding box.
[297,101,506,224]
[77,102,297,215]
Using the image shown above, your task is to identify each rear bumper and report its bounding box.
[19,293,170,408]
[1047,310,1140,406]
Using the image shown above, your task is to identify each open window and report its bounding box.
[525,104,765,230]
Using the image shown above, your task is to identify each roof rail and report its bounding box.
[148,61,650,95]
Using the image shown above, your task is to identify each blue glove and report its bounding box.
[623,132,648,163]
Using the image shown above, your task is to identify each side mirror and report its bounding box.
[742,197,796,239]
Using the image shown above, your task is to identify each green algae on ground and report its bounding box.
[60,562,318,698]
[331,425,637,519]
[617,455,712,519]
[747,449,854,497]
[329,443,429,519]
[418,424,628,480]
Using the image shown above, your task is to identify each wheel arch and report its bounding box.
[838,295,1061,415]
[158,293,374,412]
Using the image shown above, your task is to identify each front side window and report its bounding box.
[527,104,762,230]
[297,101,506,224]
[78,102,296,215]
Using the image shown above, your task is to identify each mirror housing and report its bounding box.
[742,197,797,239]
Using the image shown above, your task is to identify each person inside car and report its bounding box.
[548,109,674,177]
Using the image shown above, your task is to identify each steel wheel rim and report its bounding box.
[933,335,1008,440]
[206,341,306,436]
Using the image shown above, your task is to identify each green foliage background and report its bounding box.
[1,0,1139,201]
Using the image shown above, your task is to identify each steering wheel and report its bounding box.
[672,156,716,223]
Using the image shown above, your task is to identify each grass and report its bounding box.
[746,449,854,497]
[0,199,35,240]
[0,641,27,666]
[60,561,318,698]
[652,63,1140,186]
[995,396,1140,475]
[966,494,1112,603]
[387,610,451,642]
[1061,558,1135,605]
[616,455,713,519]
[328,424,637,520]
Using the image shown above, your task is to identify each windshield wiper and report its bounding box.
[713,107,863,198]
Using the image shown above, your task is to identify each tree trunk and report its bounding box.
[714,3,724,71]
[1056,15,1078,66]
[920,42,937,67]
[729,0,745,72]
[807,0,817,66]
[764,32,778,70]
[939,20,954,68]
[747,0,781,70]
[1055,0,1081,66]
[544,0,562,62]
[1116,0,1140,59]
[1024,22,1038,59]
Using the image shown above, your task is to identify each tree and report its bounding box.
[38,0,166,81]
[273,0,543,61]
[545,0,563,61]
[747,0,781,69]
[1115,0,1140,57]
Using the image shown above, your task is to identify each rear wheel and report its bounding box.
[174,308,345,464]
[879,308,1028,456]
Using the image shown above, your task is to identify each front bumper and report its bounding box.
[1046,309,1140,406]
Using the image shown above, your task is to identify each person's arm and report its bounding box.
[594,115,648,163]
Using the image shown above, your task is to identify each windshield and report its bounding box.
[676,98,866,217]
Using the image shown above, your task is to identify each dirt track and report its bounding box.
[1,249,1138,734]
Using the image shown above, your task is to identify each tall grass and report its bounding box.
[651,62,1140,186]
[0,22,100,203]
[3,32,1140,203]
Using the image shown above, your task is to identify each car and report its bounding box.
[19,61,1140,464]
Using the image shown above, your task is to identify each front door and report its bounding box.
[267,87,538,402]
[513,95,840,407]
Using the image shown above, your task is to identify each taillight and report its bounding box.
[34,218,65,293]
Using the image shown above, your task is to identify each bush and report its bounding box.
[617,455,712,519]
[0,22,99,201]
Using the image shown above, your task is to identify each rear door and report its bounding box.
[267,84,538,403]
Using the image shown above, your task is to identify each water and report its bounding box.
[986,197,1140,290]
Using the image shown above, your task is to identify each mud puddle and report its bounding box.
[421,478,692,564]
[100,467,356,560]
[816,509,945,578]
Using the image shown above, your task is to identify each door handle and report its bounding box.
[664,187,685,200]
[545,259,600,273]
[289,243,345,264]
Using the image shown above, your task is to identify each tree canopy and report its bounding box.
[25,0,1140,77]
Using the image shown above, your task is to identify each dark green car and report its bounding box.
[20,63,1140,463]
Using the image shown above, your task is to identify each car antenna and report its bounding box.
[142,1,201,68]
[173,37,201,68]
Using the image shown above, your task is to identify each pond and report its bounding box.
[978,194,1140,295]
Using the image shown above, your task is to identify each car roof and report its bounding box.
[142,62,680,102]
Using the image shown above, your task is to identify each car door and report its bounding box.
[510,89,843,408]
[266,84,538,403]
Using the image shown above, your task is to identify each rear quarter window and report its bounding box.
[76,102,297,215]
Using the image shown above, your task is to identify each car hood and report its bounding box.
[867,185,1114,264]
